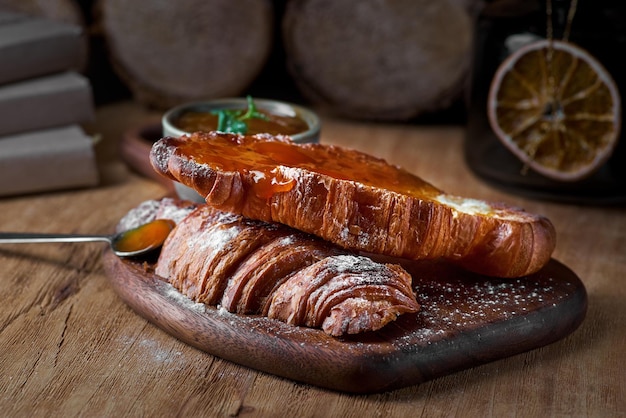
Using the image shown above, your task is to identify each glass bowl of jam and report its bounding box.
[161,97,321,201]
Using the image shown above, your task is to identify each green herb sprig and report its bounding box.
[211,96,269,134]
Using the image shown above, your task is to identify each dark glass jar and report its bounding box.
[465,0,626,204]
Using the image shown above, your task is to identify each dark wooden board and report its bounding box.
[102,252,587,393]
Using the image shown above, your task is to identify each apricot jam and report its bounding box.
[175,132,441,200]
[176,110,309,136]
[114,219,176,254]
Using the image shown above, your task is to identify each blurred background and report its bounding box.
[0,0,480,123]
[1,0,624,202]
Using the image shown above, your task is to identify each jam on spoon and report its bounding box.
[0,219,176,258]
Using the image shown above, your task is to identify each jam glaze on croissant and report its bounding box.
[152,202,420,336]
[150,132,556,278]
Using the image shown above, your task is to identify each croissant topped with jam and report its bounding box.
[151,131,556,278]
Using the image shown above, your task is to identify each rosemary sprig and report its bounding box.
[211,96,269,134]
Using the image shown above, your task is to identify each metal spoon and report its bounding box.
[0,219,175,257]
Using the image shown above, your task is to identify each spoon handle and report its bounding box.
[0,233,111,244]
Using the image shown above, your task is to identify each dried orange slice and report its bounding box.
[487,39,621,181]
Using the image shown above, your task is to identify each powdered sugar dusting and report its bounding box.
[186,223,239,253]
[400,271,570,345]
[279,235,295,246]
[339,224,372,249]
[116,200,161,232]
[326,254,387,275]
[115,335,185,369]
[215,211,242,225]
[155,197,196,224]
[162,282,206,313]
[116,198,197,233]
[328,255,363,272]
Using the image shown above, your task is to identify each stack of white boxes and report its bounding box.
[0,11,99,197]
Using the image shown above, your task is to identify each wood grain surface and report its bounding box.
[0,101,624,416]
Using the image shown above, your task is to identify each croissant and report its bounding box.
[153,202,419,336]
[151,132,556,278]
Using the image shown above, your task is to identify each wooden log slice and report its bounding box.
[97,0,274,109]
[282,0,474,120]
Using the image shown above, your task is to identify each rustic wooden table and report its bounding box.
[1,101,624,417]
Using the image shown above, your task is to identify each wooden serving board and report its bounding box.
[103,252,587,394]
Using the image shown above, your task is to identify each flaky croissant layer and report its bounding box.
[143,200,419,336]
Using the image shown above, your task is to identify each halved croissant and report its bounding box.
[151,132,556,277]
